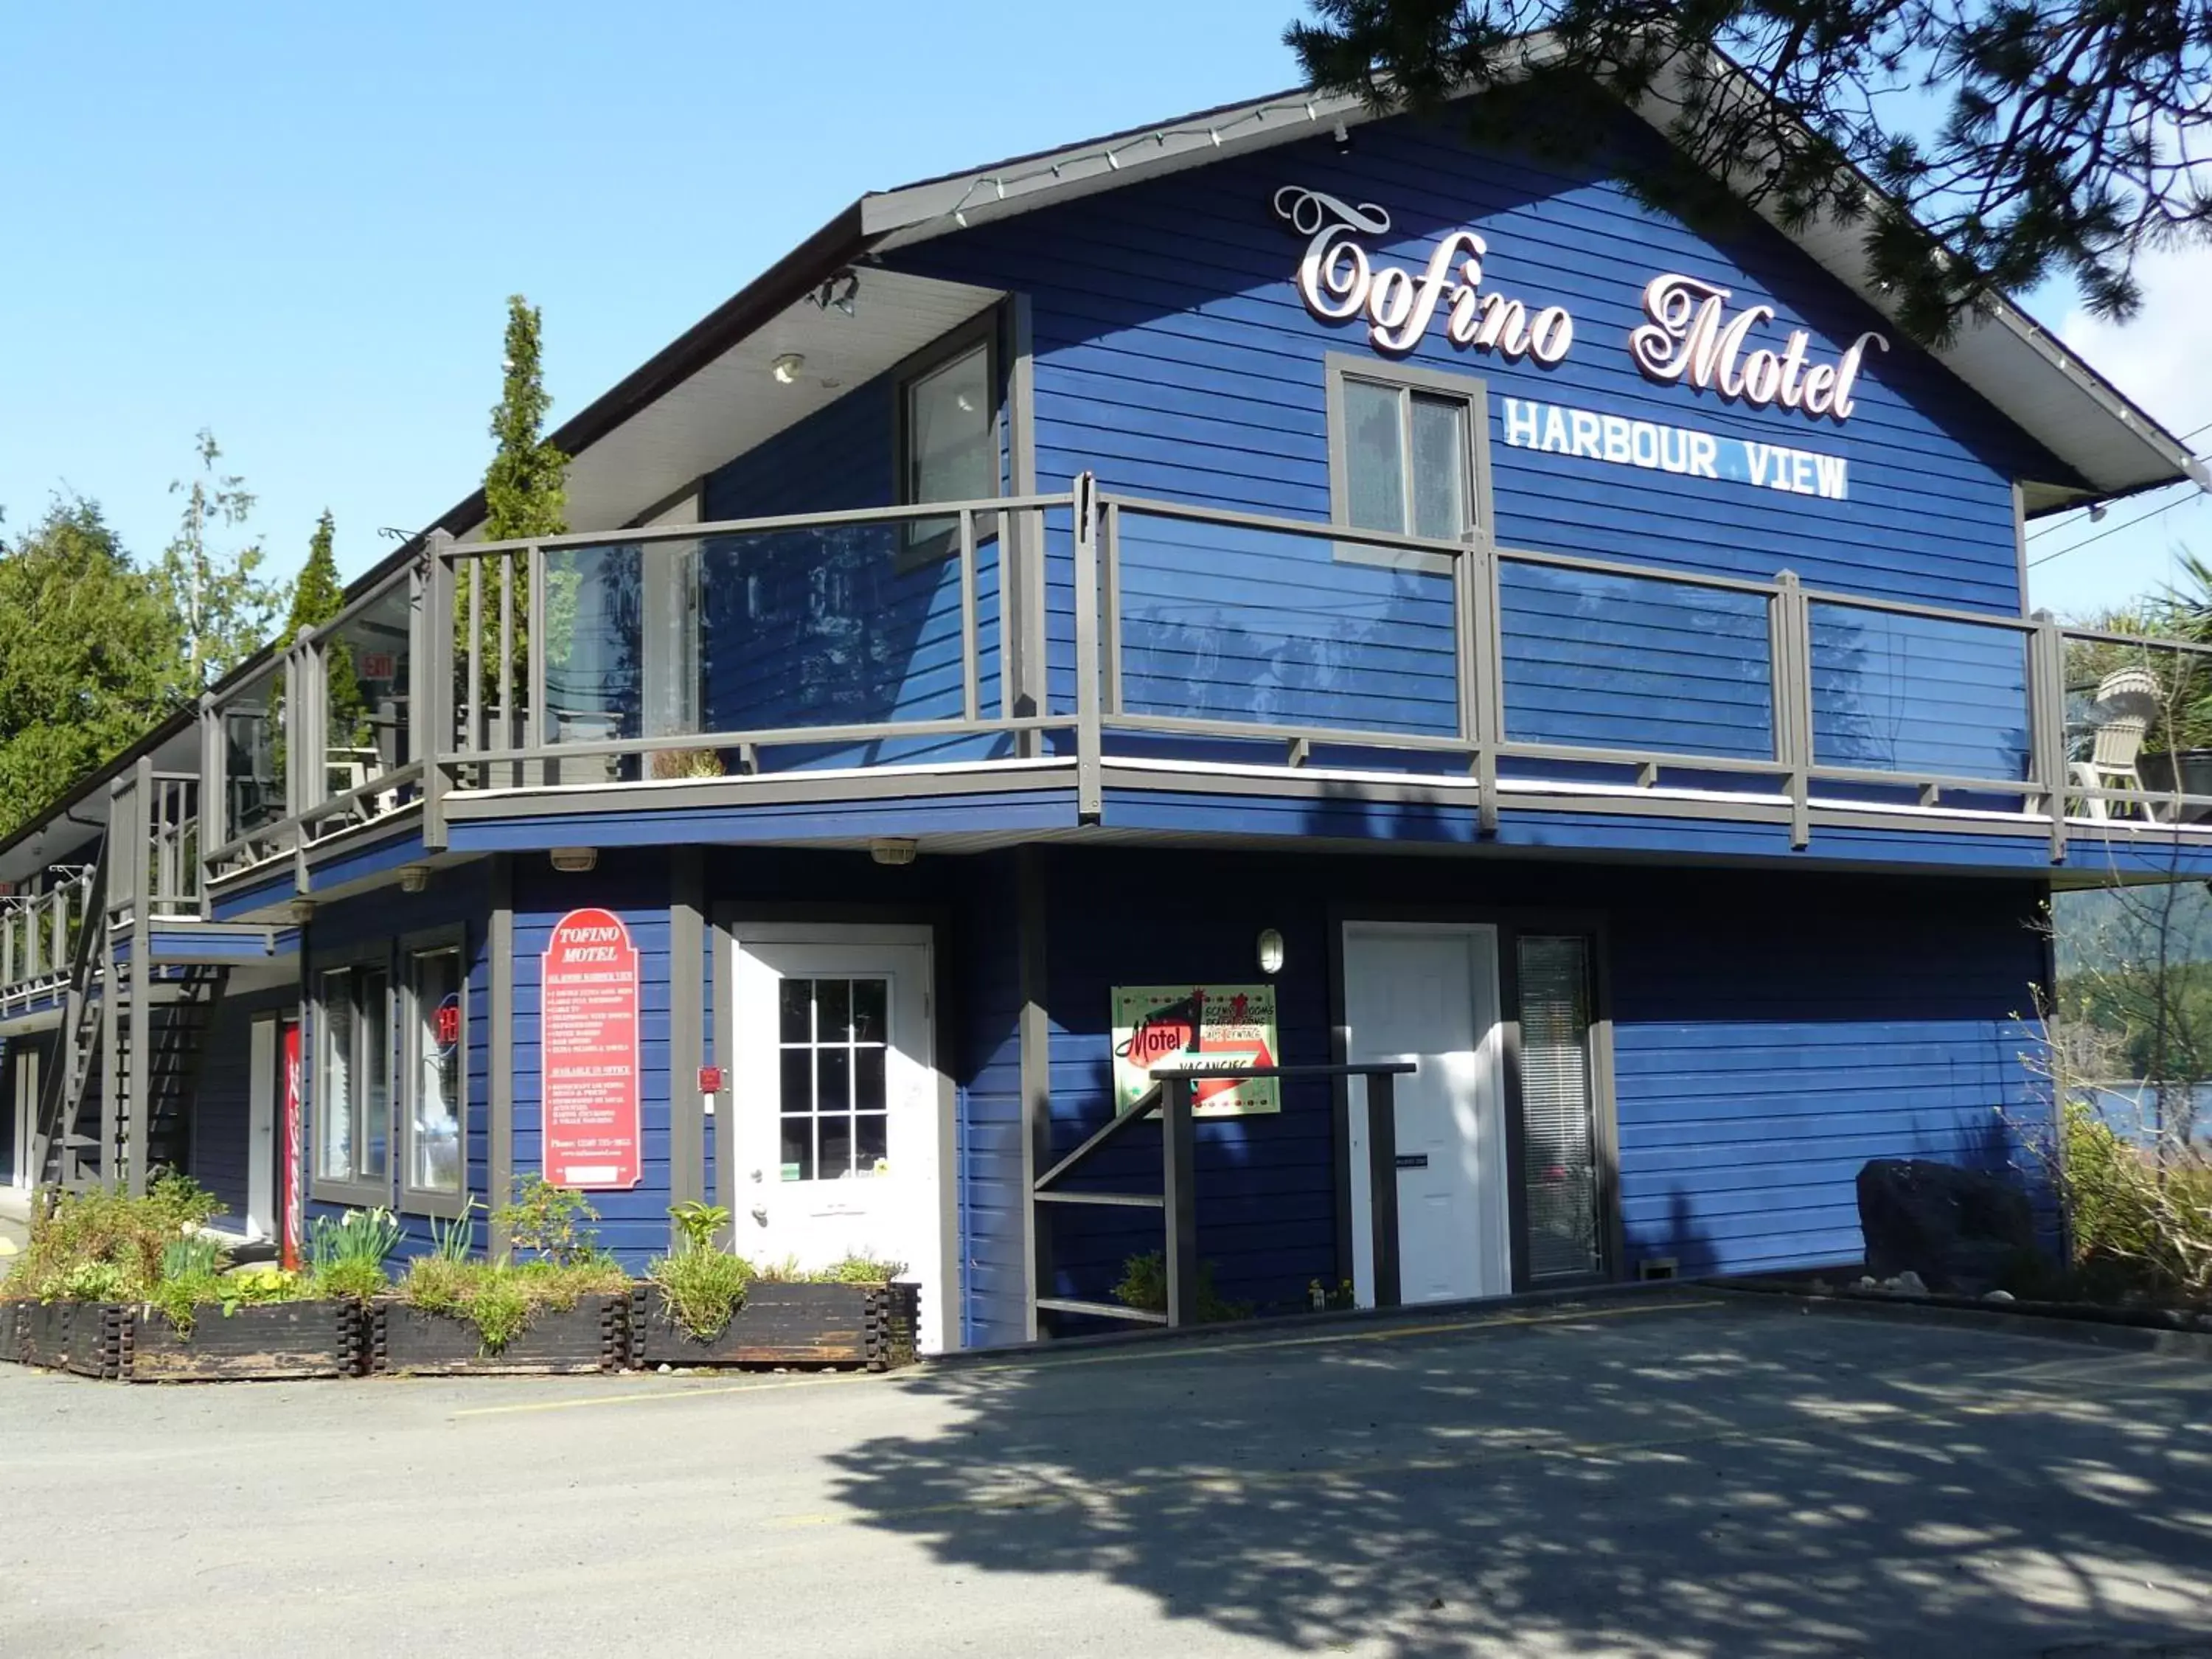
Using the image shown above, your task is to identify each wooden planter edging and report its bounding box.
[629,1281,920,1371]
[6,1300,129,1378]
[0,1301,19,1366]
[125,1301,365,1382]
[368,1295,628,1375]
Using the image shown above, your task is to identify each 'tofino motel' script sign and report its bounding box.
[1273,186,1890,501]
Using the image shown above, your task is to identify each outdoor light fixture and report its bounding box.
[2089,502,2110,523]
[398,864,431,894]
[771,352,806,384]
[1257,928,1286,975]
[869,838,919,867]
[1332,119,1352,153]
[549,847,599,874]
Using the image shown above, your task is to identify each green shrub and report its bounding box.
[494,1176,599,1265]
[1112,1251,1253,1323]
[667,1200,729,1255]
[1,1175,225,1305]
[752,1252,906,1286]
[2056,1098,2212,1301]
[311,1259,389,1303]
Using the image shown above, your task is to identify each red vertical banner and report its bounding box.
[279,1019,303,1270]
[540,907,642,1189]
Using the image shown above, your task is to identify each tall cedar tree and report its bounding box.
[468,296,569,707]
[0,499,191,838]
[1284,0,2212,341]
[285,509,367,748]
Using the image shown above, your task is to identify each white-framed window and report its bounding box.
[776,975,891,1181]
[316,963,391,1200]
[403,942,466,1206]
[897,329,998,565]
[1325,352,1491,571]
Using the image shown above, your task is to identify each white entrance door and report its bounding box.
[246,1018,277,1239]
[731,926,950,1352]
[1343,923,1511,1307]
[9,1043,38,1190]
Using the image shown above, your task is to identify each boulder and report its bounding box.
[1856,1158,2036,1295]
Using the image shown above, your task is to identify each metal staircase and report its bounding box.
[32,763,230,1196]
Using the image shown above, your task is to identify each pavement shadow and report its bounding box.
[825,1295,2212,1655]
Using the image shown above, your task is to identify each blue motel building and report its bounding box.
[2,80,2205,1352]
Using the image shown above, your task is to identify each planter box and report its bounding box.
[630,1281,920,1371]
[0,1301,19,1366]
[368,1295,627,1376]
[12,1301,127,1378]
[125,1301,364,1382]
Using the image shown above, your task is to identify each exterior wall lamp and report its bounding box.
[550,847,599,874]
[1257,928,1286,975]
[397,864,431,894]
[869,838,918,867]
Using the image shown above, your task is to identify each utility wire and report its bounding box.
[2024,418,2212,568]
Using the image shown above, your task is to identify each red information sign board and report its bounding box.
[540,907,641,1189]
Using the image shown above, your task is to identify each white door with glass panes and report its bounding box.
[731,926,948,1352]
[1343,923,1512,1307]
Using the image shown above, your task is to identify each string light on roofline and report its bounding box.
[931,100,1340,230]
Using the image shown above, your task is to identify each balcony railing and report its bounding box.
[1,868,90,1014]
[203,555,425,880]
[188,473,2212,891]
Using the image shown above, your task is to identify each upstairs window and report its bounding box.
[316,964,391,1199]
[899,333,998,563]
[1326,355,1489,570]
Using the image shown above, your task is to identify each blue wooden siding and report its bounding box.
[1500,564,1775,759]
[509,852,674,1268]
[1609,879,2048,1274]
[876,109,2071,830]
[948,855,1031,1349]
[997,846,2049,1329]
[897,114,2059,616]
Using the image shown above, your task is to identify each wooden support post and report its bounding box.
[1368,1071,1401,1310]
[1162,1074,1198,1328]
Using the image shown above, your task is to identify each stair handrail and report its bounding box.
[29,835,111,1189]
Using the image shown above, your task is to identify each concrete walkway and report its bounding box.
[1,1292,2208,1657]
[0,1185,29,1256]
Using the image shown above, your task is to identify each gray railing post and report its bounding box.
[1771,571,1812,849]
[2029,611,2070,863]
[197,690,221,909]
[1161,1074,1198,1328]
[524,542,546,790]
[423,532,454,850]
[1463,544,1503,834]
[1009,492,1049,759]
[1072,473,1102,822]
[1367,1070,1402,1310]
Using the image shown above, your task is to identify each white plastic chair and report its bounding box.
[2070,667,2158,820]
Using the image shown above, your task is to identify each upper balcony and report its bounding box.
[191,476,2212,910]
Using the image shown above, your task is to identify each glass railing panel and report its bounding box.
[1498,562,1775,760]
[1810,602,2031,782]
[1110,510,1461,737]
[218,659,287,844]
[324,576,412,808]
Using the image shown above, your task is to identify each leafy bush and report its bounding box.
[307,1208,401,1276]
[494,1176,599,1265]
[1112,1251,1253,1323]
[667,1201,729,1255]
[2056,1098,2212,1300]
[1,1174,223,1304]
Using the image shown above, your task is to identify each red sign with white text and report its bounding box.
[540,907,641,1189]
[280,1020,303,1270]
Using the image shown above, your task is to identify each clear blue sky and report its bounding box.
[1,1,2203,615]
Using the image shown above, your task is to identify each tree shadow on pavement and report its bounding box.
[826,1293,2212,1655]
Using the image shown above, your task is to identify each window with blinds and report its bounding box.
[1517,935,1603,1280]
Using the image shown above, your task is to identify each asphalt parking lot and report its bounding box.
[0,1290,2207,1658]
